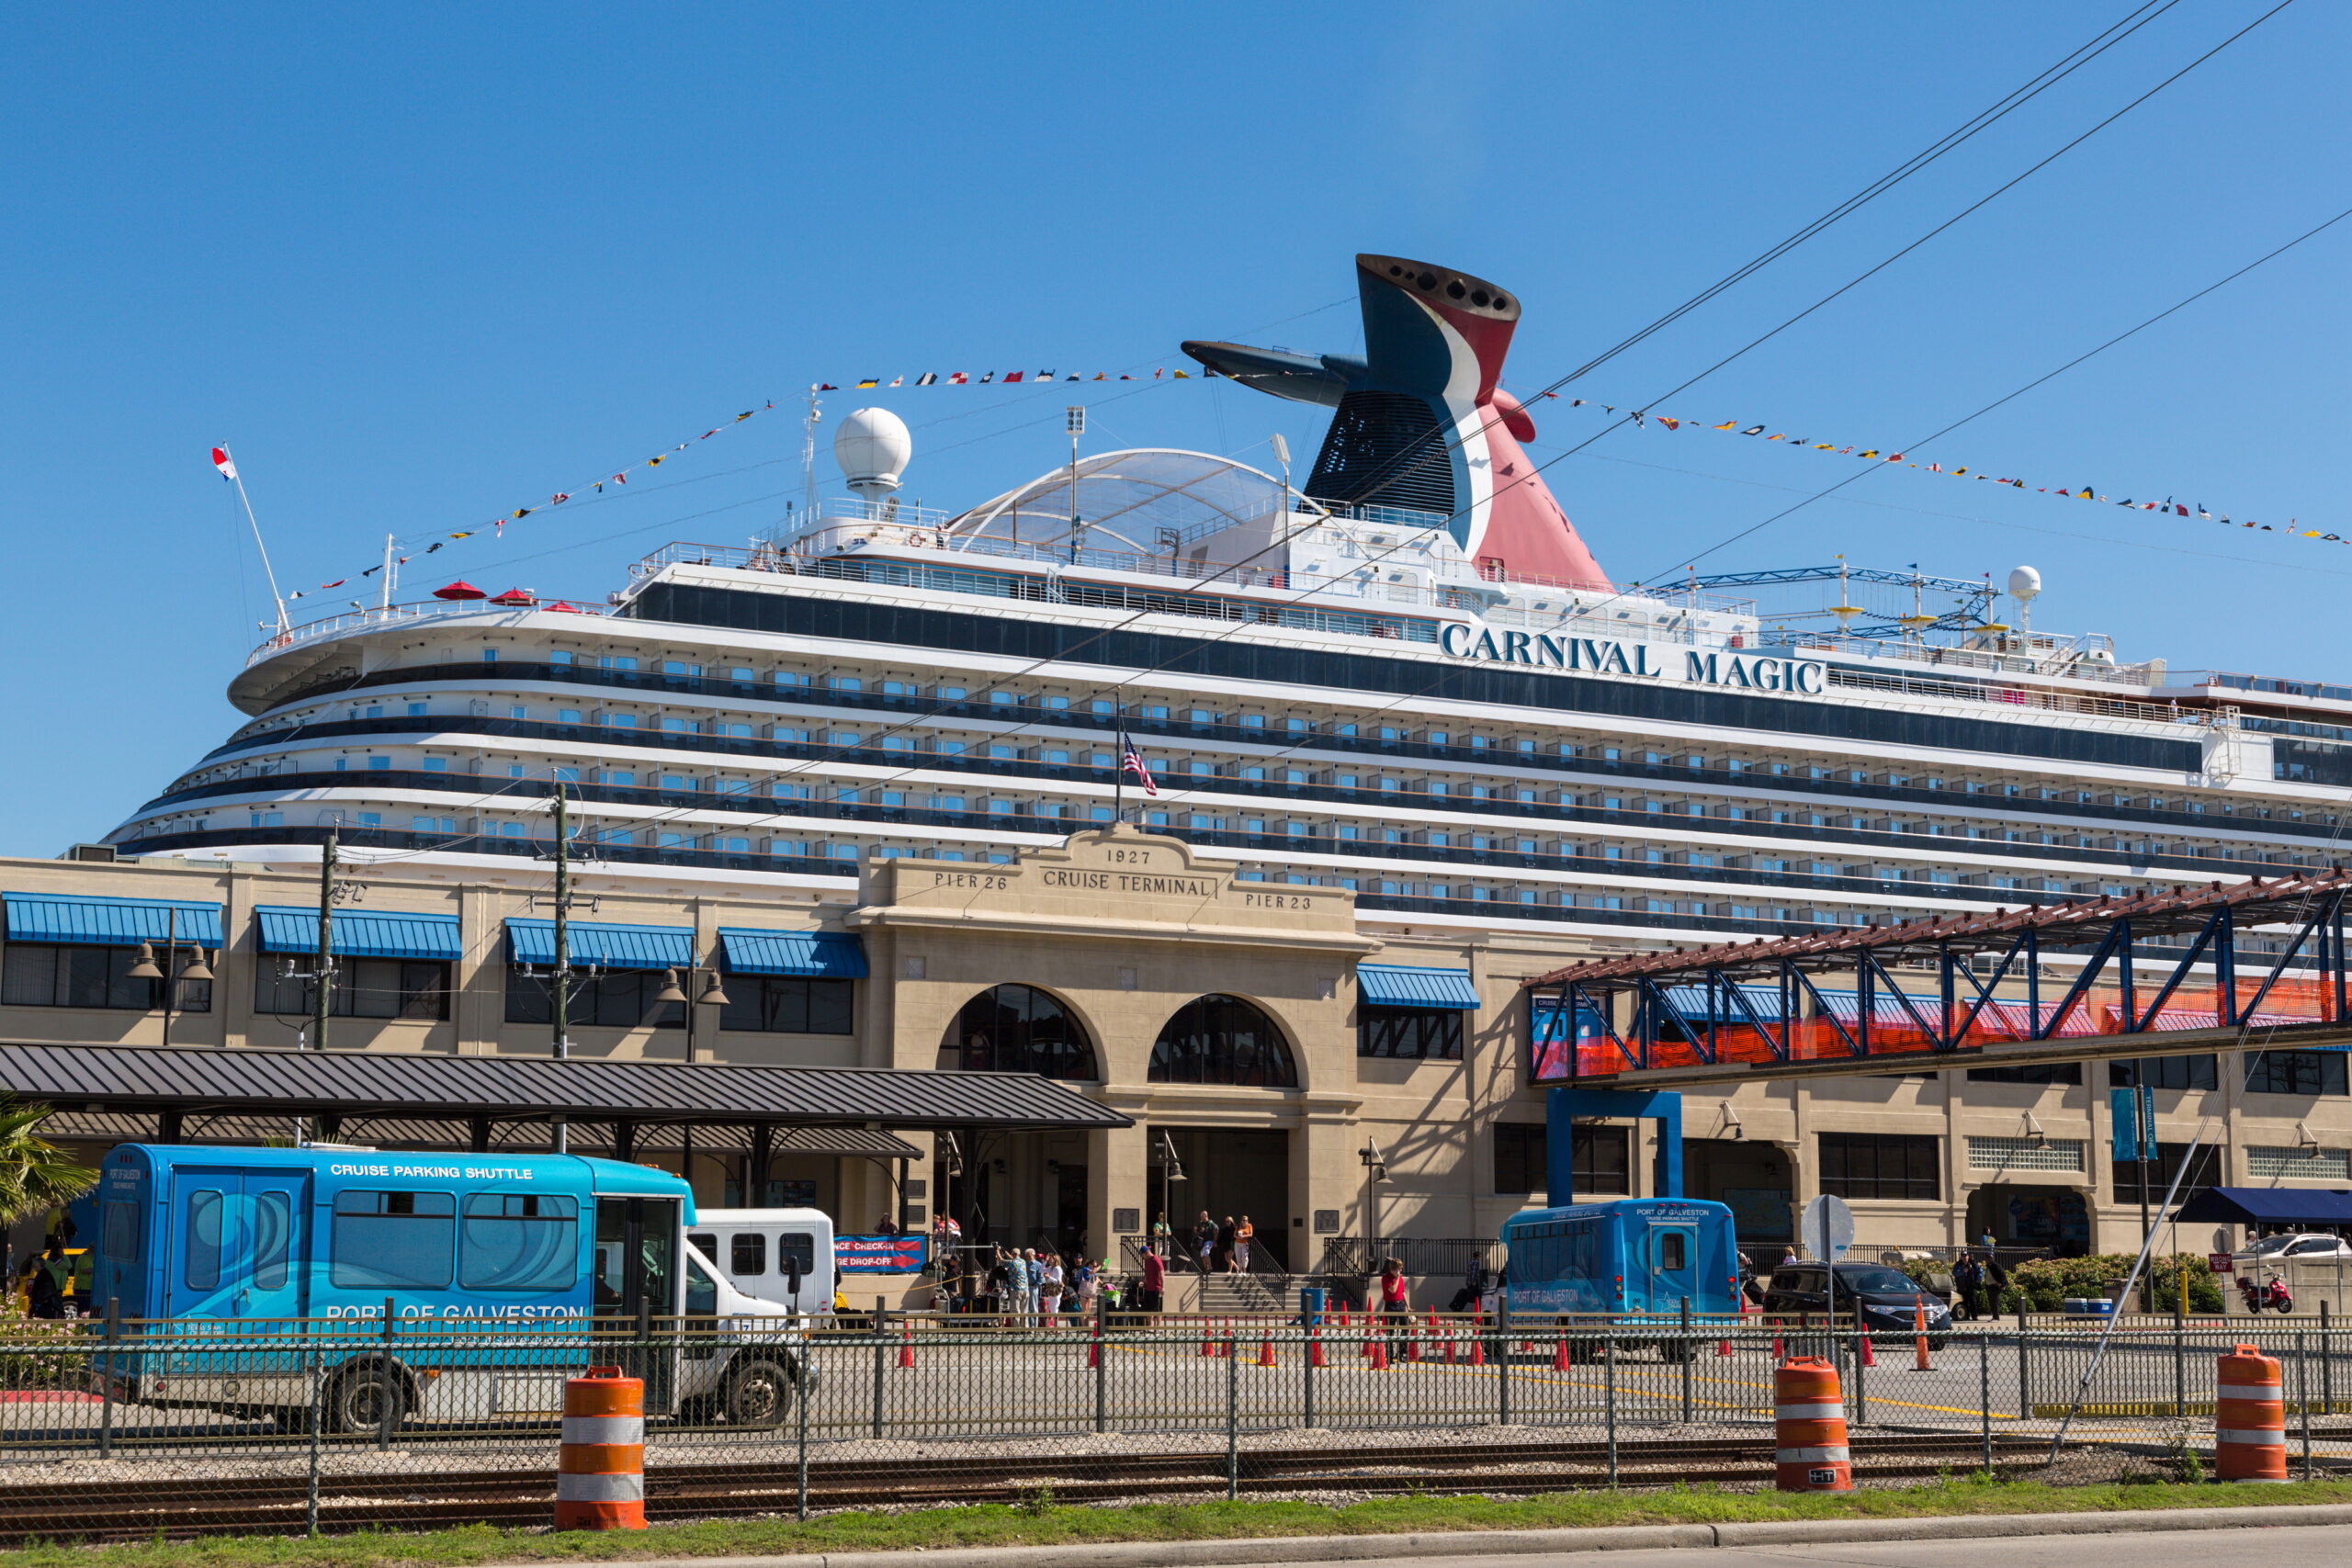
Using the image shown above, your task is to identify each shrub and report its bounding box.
[1993,1252,2221,1313]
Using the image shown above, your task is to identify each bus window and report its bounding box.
[459,1193,578,1291]
[777,1233,817,1279]
[254,1193,291,1292]
[331,1190,456,1289]
[684,1253,718,1317]
[103,1201,140,1268]
[185,1190,225,1291]
[731,1234,766,1276]
[1658,1231,1686,1271]
[689,1232,717,1259]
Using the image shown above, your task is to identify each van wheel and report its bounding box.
[328,1366,406,1436]
[722,1359,793,1428]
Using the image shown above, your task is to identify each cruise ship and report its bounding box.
[111,254,2345,932]
[42,251,2352,1268]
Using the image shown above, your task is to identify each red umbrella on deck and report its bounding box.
[544,600,582,613]
[488,587,536,606]
[433,580,488,601]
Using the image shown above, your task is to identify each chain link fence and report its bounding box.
[0,1310,2344,1541]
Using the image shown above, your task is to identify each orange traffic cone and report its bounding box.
[1469,1312,1486,1367]
[1552,1335,1572,1371]
[1369,1335,1388,1371]
[1258,1332,1276,1368]
[1859,1331,1877,1369]
[1199,1317,1215,1357]
[1222,1317,1235,1358]
[1913,1300,1930,1371]
[1309,1320,1327,1367]
[899,1322,914,1369]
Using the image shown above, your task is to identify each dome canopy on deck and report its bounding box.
[947,448,1324,557]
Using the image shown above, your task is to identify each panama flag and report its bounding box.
[210,446,238,481]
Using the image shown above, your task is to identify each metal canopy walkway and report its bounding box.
[1523,866,2352,1088]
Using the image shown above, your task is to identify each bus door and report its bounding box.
[594,1197,680,1412]
[166,1168,310,1322]
[1646,1223,1700,1314]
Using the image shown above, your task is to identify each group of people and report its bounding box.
[1148,1210,1257,1274]
[952,1246,1117,1324]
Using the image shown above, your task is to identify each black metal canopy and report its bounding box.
[0,1042,1128,1134]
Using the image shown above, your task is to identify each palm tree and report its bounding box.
[0,1101,96,1230]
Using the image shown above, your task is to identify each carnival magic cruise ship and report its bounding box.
[103,254,2352,948]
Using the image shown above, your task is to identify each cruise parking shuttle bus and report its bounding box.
[1501,1197,1741,1320]
[94,1145,811,1431]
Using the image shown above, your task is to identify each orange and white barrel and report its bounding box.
[556,1366,647,1529]
[2215,1343,2289,1483]
[1773,1356,1851,1492]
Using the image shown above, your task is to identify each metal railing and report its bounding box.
[1315,1237,1503,1281]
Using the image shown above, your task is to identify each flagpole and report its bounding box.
[1114,729,1125,826]
[228,465,290,635]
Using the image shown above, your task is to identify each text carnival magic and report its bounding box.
[1435,624,1827,695]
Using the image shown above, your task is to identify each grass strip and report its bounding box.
[8,1474,2352,1568]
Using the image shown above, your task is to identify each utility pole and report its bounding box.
[552,789,571,1154]
[313,833,338,1055]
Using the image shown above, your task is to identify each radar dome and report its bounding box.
[833,407,911,500]
[2007,565,2041,602]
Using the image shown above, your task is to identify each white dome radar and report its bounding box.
[833,407,912,502]
[2007,565,2041,631]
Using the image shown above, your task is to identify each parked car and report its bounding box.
[2235,1234,2352,1268]
[1765,1260,1951,1348]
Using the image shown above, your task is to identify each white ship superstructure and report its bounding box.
[106,255,2349,942]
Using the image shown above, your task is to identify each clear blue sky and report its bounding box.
[3,4,2346,856]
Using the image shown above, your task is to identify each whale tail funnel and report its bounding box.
[1185,254,1610,590]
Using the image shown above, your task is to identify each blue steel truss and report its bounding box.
[1533,875,2351,1075]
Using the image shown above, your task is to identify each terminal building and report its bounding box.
[23,253,2352,1276]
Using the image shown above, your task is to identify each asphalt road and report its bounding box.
[1313,1524,2352,1568]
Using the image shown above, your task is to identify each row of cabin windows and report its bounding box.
[183,1189,582,1294]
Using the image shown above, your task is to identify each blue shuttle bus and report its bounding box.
[95,1145,806,1431]
[1501,1197,1740,1320]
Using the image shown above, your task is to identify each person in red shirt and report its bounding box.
[1139,1247,1166,1314]
[1378,1257,1408,1358]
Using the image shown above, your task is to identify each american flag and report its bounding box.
[1120,736,1158,795]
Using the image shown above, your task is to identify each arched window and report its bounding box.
[939,985,1098,1080]
[1148,995,1298,1087]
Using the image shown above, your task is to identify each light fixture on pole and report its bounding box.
[126,908,212,1050]
[652,956,729,1189]
[1359,1137,1388,1264]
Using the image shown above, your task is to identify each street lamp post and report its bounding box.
[653,958,730,1191]
[126,908,213,1050]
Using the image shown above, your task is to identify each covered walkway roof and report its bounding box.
[0,1042,1127,1134]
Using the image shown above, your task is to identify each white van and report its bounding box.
[686,1207,837,1314]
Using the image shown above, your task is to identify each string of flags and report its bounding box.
[813,367,1205,389]
[1543,392,2334,543]
[234,400,777,602]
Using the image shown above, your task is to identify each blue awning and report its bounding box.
[255,906,462,962]
[1358,964,1480,1009]
[718,928,868,978]
[504,919,694,970]
[4,892,224,948]
[2176,1188,2352,1227]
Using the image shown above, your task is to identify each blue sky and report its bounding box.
[2,3,2346,855]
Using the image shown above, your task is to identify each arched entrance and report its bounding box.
[1148,995,1295,1271]
[936,985,1099,1255]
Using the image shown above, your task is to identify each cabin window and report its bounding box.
[1494,1122,1546,1195]
[718,976,855,1035]
[1816,1133,1939,1201]
[253,1192,291,1292]
[776,1233,818,1279]
[1657,1231,1687,1271]
[184,1190,225,1292]
[255,959,448,1021]
[1358,1006,1464,1060]
[731,1234,765,1276]
[332,1190,457,1289]
[459,1193,579,1291]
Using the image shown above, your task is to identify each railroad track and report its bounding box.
[0,1433,2101,1542]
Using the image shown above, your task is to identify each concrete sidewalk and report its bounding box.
[588,1502,2352,1568]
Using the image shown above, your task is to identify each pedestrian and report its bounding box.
[1951,1251,1984,1322]
[1039,1251,1067,1323]
[1216,1215,1238,1274]
[1449,1249,1490,1314]
[1984,1251,2009,1313]
[1139,1246,1166,1316]
[1235,1215,1255,1272]
[1377,1256,1409,1357]
[986,1247,1012,1317]
[1151,1212,1172,1258]
[1005,1247,1032,1326]
[1193,1211,1217,1273]
[1073,1257,1100,1320]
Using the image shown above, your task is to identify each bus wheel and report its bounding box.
[722,1359,793,1428]
[328,1366,406,1436]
